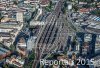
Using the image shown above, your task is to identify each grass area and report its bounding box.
[45,6,53,12]
[3,63,18,68]
[24,61,33,68]
[45,1,53,12]
[61,1,67,14]
[90,9,100,16]
[23,51,35,68]
[28,52,35,60]
[9,44,16,51]
[79,0,94,3]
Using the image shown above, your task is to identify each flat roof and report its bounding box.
[0,47,10,55]
[0,47,10,53]
[0,32,11,37]
[0,51,6,55]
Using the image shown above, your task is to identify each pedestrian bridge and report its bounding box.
[30,21,45,26]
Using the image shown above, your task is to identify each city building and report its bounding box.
[0,21,23,29]
[0,32,13,42]
[40,0,50,6]
[3,38,13,47]
[84,34,92,42]
[34,8,42,20]
[0,28,15,33]
[6,56,25,68]
[16,12,23,22]
[0,20,23,47]
[27,36,37,51]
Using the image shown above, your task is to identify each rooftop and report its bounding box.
[18,37,26,44]
[0,32,11,37]
[40,0,50,5]
[6,56,24,67]
[0,47,11,55]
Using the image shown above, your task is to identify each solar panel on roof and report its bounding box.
[94,17,100,21]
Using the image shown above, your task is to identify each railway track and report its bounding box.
[32,0,65,68]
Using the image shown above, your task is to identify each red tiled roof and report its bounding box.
[19,37,25,43]
[79,8,89,12]
[79,8,96,13]
[40,0,50,5]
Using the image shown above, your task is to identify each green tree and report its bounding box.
[24,51,35,68]
[13,1,18,5]
[29,52,35,60]
[61,1,68,14]
[0,12,2,22]
[0,12,1,18]
[83,4,90,8]
[72,5,78,11]
[79,0,94,3]
[3,63,9,68]
[49,1,53,9]
[64,1,67,8]
[72,36,77,46]
[61,7,66,14]
[91,10,100,16]
[10,44,16,51]
[45,1,53,12]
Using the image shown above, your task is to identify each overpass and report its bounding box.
[29,20,45,26]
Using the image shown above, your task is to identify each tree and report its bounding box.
[83,4,90,8]
[0,12,2,22]
[29,52,35,60]
[61,7,66,14]
[61,1,68,14]
[0,12,1,18]
[3,63,9,68]
[64,1,67,8]
[45,1,53,12]
[71,36,77,51]
[91,3,97,8]
[79,0,94,3]
[87,0,94,3]
[13,1,18,5]
[24,51,35,68]
[10,44,16,52]
[72,5,78,11]
[91,10,100,16]
[49,1,53,9]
